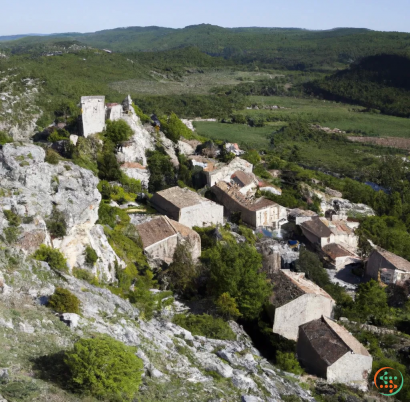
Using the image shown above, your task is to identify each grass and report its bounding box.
[246,96,410,138]
[193,121,281,149]
[110,69,279,96]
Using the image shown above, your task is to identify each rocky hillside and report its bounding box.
[0,246,314,402]
[0,135,316,401]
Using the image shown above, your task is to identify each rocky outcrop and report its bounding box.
[0,143,122,281]
[0,250,315,402]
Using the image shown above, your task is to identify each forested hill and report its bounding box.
[2,25,410,70]
[305,54,410,117]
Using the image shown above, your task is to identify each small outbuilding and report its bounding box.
[365,247,410,285]
[136,216,201,267]
[150,186,224,228]
[271,270,335,341]
[297,316,372,389]
[322,243,361,271]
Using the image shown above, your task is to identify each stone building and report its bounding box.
[136,216,201,268]
[297,316,372,389]
[205,157,253,187]
[271,270,335,341]
[211,181,287,229]
[365,247,410,285]
[322,243,361,271]
[287,208,317,225]
[230,170,257,195]
[106,103,123,121]
[80,96,106,137]
[150,186,223,228]
[300,217,358,251]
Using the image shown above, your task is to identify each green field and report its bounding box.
[193,121,282,148]
[245,96,410,137]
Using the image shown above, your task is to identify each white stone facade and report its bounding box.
[179,202,224,229]
[206,158,253,187]
[80,96,106,138]
[272,293,335,341]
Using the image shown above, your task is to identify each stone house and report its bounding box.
[271,270,335,341]
[300,217,358,251]
[230,170,257,195]
[136,216,201,267]
[287,208,317,225]
[322,243,361,271]
[211,181,287,229]
[297,316,372,388]
[80,96,106,137]
[365,247,410,285]
[150,186,224,228]
[205,157,253,187]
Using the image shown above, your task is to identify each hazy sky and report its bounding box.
[1,0,409,36]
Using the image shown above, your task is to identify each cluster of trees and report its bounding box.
[305,54,410,117]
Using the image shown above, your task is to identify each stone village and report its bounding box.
[41,94,410,390]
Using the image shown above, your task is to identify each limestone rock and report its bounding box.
[178,140,195,156]
[60,313,81,328]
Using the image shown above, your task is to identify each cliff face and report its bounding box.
[0,251,315,402]
[0,143,121,281]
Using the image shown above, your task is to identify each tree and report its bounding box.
[97,150,122,181]
[215,292,242,319]
[47,287,80,314]
[64,335,144,401]
[104,120,133,146]
[84,245,98,266]
[345,280,390,325]
[160,112,192,143]
[146,150,175,193]
[276,351,303,375]
[204,241,271,320]
[46,206,67,238]
[166,242,197,295]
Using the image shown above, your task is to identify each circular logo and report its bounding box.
[374,367,404,396]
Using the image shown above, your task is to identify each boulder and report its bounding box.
[60,313,81,328]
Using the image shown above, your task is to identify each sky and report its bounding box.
[1,0,409,36]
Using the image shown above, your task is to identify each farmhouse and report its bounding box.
[322,243,361,271]
[150,186,224,228]
[136,216,201,267]
[271,270,335,341]
[211,181,287,229]
[297,316,372,388]
[80,96,106,137]
[365,247,410,285]
[300,217,358,250]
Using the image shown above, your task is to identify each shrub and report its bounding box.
[46,206,67,238]
[104,120,133,145]
[84,245,98,266]
[215,292,242,319]
[0,130,12,145]
[159,112,192,142]
[133,104,150,123]
[276,351,303,375]
[47,287,80,314]
[64,335,144,401]
[45,148,61,165]
[48,128,70,142]
[97,150,122,181]
[3,209,21,226]
[4,226,20,243]
[173,314,236,340]
[73,267,94,283]
[33,244,68,272]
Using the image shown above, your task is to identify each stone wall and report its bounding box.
[145,235,179,265]
[327,352,372,390]
[80,96,105,137]
[273,294,335,341]
[180,203,224,228]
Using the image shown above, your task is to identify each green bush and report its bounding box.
[133,104,150,123]
[47,287,80,314]
[48,128,70,142]
[160,112,192,142]
[4,226,21,243]
[64,335,144,401]
[97,150,122,181]
[3,209,21,226]
[73,267,95,283]
[84,245,98,266]
[46,206,67,238]
[104,120,133,145]
[173,314,236,340]
[33,244,68,272]
[0,131,13,145]
[276,351,303,375]
[45,148,61,165]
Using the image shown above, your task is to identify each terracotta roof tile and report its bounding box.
[373,248,410,273]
